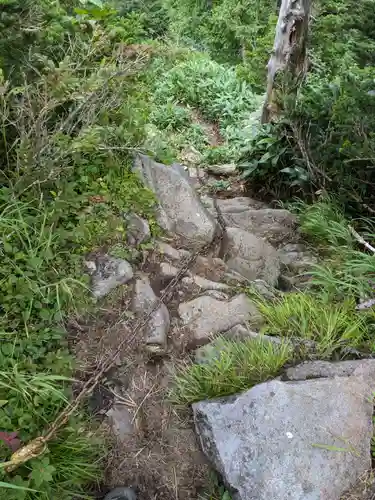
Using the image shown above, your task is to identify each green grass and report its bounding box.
[295,199,354,249]
[198,471,232,500]
[256,293,368,358]
[293,199,375,299]
[171,337,292,404]
[0,8,159,497]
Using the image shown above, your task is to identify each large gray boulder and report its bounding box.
[132,276,170,353]
[222,227,280,285]
[219,206,297,245]
[193,363,375,500]
[178,294,262,346]
[134,154,218,248]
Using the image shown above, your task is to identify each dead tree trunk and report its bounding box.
[261,0,311,123]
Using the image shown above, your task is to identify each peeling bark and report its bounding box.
[261,0,311,123]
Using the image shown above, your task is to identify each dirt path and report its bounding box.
[72,254,214,500]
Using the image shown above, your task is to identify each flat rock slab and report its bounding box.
[90,255,133,299]
[132,276,170,352]
[193,363,375,500]
[178,294,261,346]
[220,207,297,245]
[285,359,375,381]
[134,154,218,248]
[223,227,280,285]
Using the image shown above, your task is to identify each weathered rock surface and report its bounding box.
[160,262,179,280]
[223,227,280,285]
[178,294,261,345]
[182,275,230,291]
[285,359,375,381]
[225,324,283,344]
[194,363,375,500]
[134,154,218,248]
[279,242,317,272]
[125,213,150,246]
[206,163,237,175]
[220,207,297,245]
[133,276,169,352]
[201,196,265,215]
[157,241,191,261]
[104,487,137,500]
[106,404,134,442]
[90,255,133,299]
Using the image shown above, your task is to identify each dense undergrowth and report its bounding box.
[1,0,375,498]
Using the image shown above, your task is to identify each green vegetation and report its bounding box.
[0,0,157,496]
[2,0,375,496]
[256,294,367,359]
[199,471,232,500]
[171,338,292,404]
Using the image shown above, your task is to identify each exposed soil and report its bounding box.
[70,244,222,500]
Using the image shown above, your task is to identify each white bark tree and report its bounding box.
[261,0,311,123]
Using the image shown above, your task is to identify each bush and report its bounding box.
[171,337,292,404]
[153,54,258,128]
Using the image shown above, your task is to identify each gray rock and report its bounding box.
[133,276,170,352]
[250,279,277,299]
[178,294,262,346]
[157,241,190,261]
[160,262,179,280]
[106,405,134,441]
[182,275,230,291]
[219,207,296,245]
[91,255,133,299]
[200,196,265,219]
[125,213,150,246]
[217,197,266,211]
[279,243,317,272]
[285,359,375,381]
[225,324,283,344]
[134,154,218,248]
[104,487,137,500]
[204,290,230,301]
[193,364,375,500]
[223,227,280,285]
[206,163,237,175]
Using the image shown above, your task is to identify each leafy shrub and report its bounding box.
[171,337,291,404]
[154,54,258,128]
[150,102,191,130]
[237,123,310,197]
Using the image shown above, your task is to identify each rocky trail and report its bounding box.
[73,154,375,500]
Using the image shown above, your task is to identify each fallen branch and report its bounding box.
[348,225,375,254]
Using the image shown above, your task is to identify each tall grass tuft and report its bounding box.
[171,337,292,404]
[256,293,368,358]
